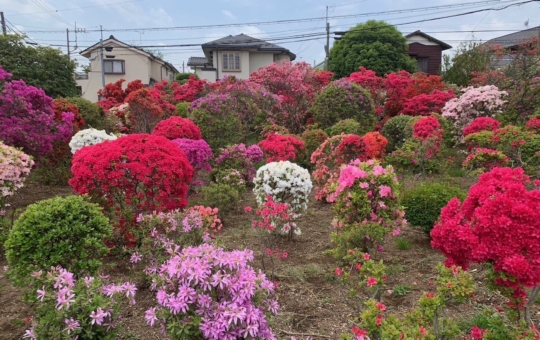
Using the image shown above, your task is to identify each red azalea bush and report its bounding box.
[525,116,540,134]
[413,116,442,141]
[124,88,164,133]
[69,134,194,246]
[53,99,85,133]
[431,167,540,315]
[259,133,305,163]
[362,132,388,159]
[336,135,370,165]
[400,90,456,116]
[348,67,386,116]
[463,117,501,138]
[249,61,332,133]
[97,79,144,110]
[152,116,201,140]
[173,75,206,103]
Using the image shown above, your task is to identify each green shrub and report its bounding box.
[521,134,540,167]
[381,115,413,152]
[327,119,362,136]
[197,183,240,215]
[311,79,376,132]
[402,182,465,234]
[300,127,328,168]
[65,97,106,130]
[176,102,190,117]
[176,72,198,83]
[189,94,245,150]
[4,195,112,286]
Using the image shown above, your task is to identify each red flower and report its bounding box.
[375,302,386,311]
[375,314,383,326]
[335,268,343,276]
[352,326,368,336]
[366,277,377,287]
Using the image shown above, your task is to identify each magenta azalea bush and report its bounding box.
[0,66,74,159]
[0,141,34,214]
[172,138,213,172]
[213,144,262,183]
[145,243,279,340]
[329,159,406,258]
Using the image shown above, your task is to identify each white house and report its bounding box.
[75,35,178,102]
[187,33,296,82]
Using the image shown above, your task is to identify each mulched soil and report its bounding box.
[1,177,538,340]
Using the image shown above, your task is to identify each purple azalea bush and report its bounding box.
[173,138,213,172]
[145,243,279,340]
[0,65,74,159]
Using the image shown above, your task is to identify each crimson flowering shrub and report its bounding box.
[0,141,34,214]
[431,167,540,321]
[413,116,442,141]
[362,132,388,159]
[145,243,279,339]
[152,116,201,140]
[124,88,164,133]
[463,117,501,138]
[249,61,332,133]
[69,134,194,246]
[347,67,386,116]
[213,143,261,183]
[53,99,85,133]
[462,148,510,171]
[328,160,406,257]
[311,79,376,133]
[172,138,213,173]
[25,267,136,340]
[172,75,206,103]
[0,67,74,159]
[400,89,456,116]
[97,79,144,110]
[336,134,370,165]
[258,133,305,163]
[526,116,540,134]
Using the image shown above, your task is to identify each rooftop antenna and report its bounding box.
[524,19,529,28]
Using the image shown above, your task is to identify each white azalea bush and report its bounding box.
[253,160,312,213]
[69,128,118,154]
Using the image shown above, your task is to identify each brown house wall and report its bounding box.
[407,43,443,75]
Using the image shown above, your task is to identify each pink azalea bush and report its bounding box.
[145,243,279,340]
[329,160,406,258]
[213,144,262,183]
[0,141,34,215]
[25,266,136,340]
[442,85,507,142]
[0,66,74,159]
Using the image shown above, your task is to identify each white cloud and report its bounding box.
[222,10,236,19]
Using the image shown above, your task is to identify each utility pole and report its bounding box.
[66,28,70,61]
[325,6,330,71]
[100,25,106,90]
[182,61,185,73]
[1,12,6,36]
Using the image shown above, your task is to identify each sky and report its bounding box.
[1,0,539,72]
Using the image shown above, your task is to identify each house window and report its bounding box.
[417,57,429,73]
[222,52,241,71]
[103,60,125,74]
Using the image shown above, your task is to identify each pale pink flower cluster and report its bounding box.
[442,85,507,141]
[0,141,33,214]
[146,243,279,340]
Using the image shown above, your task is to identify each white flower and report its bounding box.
[69,128,118,154]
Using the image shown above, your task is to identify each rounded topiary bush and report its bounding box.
[381,115,413,152]
[4,195,112,286]
[176,102,190,117]
[311,79,376,132]
[327,119,362,136]
[402,182,465,234]
[188,93,244,150]
[152,116,201,140]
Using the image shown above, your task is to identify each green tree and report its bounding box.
[442,40,492,86]
[0,34,77,98]
[329,20,417,78]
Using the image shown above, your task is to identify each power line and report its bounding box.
[6,0,148,17]
[20,0,529,33]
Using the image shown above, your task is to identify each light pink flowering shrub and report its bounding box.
[442,85,507,142]
[328,160,406,259]
[0,141,34,215]
[25,266,136,340]
[145,243,279,340]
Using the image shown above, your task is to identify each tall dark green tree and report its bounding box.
[0,34,77,98]
[329,20,417,78]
